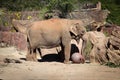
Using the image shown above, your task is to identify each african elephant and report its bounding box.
[12,18,86,64]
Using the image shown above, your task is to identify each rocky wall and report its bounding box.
[0,31,27,51]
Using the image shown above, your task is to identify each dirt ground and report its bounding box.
[0,47,120,80]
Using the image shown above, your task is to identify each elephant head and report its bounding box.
[70,21,86,43]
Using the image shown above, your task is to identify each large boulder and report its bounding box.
[0,31,27,51]
[107,25,120,65]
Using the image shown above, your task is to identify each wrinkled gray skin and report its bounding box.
[12,19,86,64]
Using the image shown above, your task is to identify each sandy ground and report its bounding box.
[0,47,120,80]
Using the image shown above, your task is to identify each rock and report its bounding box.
[0,31,27,51]
[0,31,11,45]
[107,25,120,65]
[4,58,22,63]
[0,26,11,31]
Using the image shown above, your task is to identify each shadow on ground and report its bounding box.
[20,53,63,62]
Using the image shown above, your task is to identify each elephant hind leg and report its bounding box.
[31,49,38,61]
[26,47,33,61]
[26,54,33,61]
[26,47,38,61]
[37,48,42,59]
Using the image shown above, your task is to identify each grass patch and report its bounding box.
[84,41,92,59]
[105,62,120,68]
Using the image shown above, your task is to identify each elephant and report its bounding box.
[12,18,86,64]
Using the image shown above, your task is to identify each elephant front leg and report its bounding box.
[64,43,71,64]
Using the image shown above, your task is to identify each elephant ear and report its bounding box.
[70,23,86,43]
[70,23,79,36]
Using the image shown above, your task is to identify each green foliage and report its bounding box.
[46,0,75,17]
[105,62,120,68]
[39,7,49,19]
[0,0,76,18]
[0,9,10,27]
[89,0,120,25]
[0,0,44,11]
[0,0,120,25]
[84,41,92,57]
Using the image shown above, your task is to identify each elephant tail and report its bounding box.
[12,19,31,34]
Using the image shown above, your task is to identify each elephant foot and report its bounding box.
[26,55,33,61]
[26,55,36,61]
[32,57,38,62]
[64,60,71,64]
[26,57,37,62]
[26,53,38,62]
[32,53,38,62]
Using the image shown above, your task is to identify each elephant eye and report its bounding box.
[82,30,85,34]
